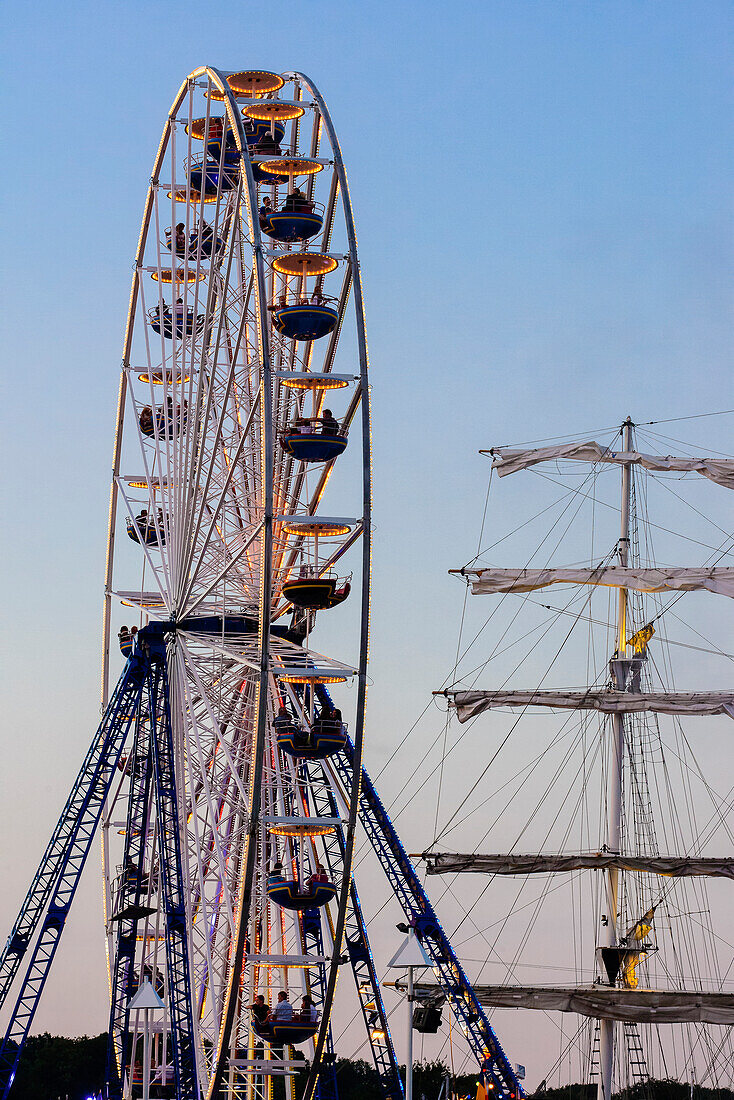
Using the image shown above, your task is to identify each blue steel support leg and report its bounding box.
[0,651,148,1099]
[148,649,200,1100]
[331,740,523,1100]
[105,708,155,1100]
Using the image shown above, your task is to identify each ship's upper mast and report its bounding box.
[598,416,633,1100]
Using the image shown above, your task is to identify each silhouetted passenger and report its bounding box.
[320,409,339,436]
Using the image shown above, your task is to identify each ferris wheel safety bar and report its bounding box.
[332,739,525,1099]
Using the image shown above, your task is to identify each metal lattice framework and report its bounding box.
[0,66,524,1100]
[101,65,376,1100]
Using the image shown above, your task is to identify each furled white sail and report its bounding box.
[488,442,734,489]
[460,566,734,598]
[464,986,734,1024]
[423,853,734,878]
[448,689,734,722]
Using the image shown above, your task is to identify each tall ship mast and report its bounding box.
[424,417,734,1097]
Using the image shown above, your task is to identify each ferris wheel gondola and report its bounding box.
[101,66,373,1100]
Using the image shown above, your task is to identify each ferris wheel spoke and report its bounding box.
[176,665,251,1048]
[178,638,256,813]
[177,368,262,609]
[182,521,264,617]
[177,359,261,601]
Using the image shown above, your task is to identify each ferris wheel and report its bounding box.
[102,66,373,1099]
[0,64,525,1100]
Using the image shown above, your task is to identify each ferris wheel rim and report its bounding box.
[102,65,373,1100]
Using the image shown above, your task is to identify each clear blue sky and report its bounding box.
[0,0,732,1086]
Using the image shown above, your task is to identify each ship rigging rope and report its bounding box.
[626,458,734,1078]
[496,408,734,450]
[637,425,734,460]
[522,466,730,556]
[520,598,734,662]
[349,476,620,998]
[425,463,611,846]
[442,443,732,1079]
[534,1018,587,1090]
[349,421,733,1082]
[431,563,615,848]
[367,451,608,805]
[439,700,609,978]
[433,468,494,842]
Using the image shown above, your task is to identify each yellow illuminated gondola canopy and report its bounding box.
[259,157,324,178]
[267,821,337,838]
[246,954,328,969]
[119,592,167,609]
[279,672,349,685]
[272,252,337,277]
[280,375,350,391]
[207,70,285,100]
[185,117,235,140]
[167,188,216,205]
[151,269,206,284]
[124,477,171,489]
[281,519,352,536]
[186,118,207,140]
[244,102,304,122]
[138,371,191,385]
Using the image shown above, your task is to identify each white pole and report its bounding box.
[406,966,414,1100]
[598,417,633,1100]
[142,1007,151,1100]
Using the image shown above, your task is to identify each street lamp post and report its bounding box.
[388,930,433,1100]
[128,979,166,1100]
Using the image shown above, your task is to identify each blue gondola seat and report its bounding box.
[272,304,338,342]
[261,202,324,244]
[249,125,289,183]
[206,141,240,166]
[281,573,351,610]
[245,119,286,148]
[251,161,290,184]
[166,225,224,259]
[280,428,348,463]
[126,513,166,548]
[139,403,187,439]
[149,307,205,339]
[189,157,238,196]
[193,225,224,258]
[267,872,337,912]
[277,720,347,760]
[253,1020,318,1046]
[205,121,239,164]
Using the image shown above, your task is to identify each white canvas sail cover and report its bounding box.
[460,566,734,599]
[449,689,734,722]
[489,443,734,489]
[423,852,734,879]
[465,985,734,1024]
